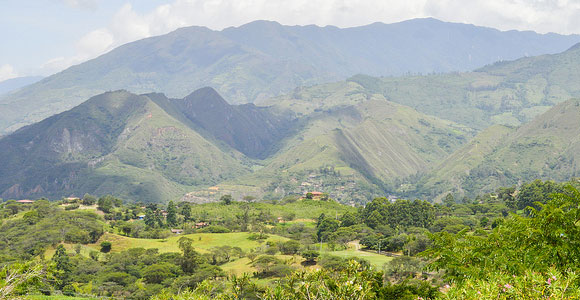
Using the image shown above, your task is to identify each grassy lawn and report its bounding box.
[63,232,289,255]
[320,241,393,269]
[323,248,393,269]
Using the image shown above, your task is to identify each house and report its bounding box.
[195,222,209,229]
[171,229,184,234]
[65,197,80,203]
[15,200,34,204]
[137,215,146,220]
[304,191,324,200]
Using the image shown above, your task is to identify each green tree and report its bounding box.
[340,211,357,227]
[100,241,112,253]
[142,263,174,284]
[82,193,97,205]
[221,194,233,205]
[166,201,177,227]
[178,237,204,274]
[97,196,114,213]
[443,193,455,207]
[278,240,302,255]
[301,250,320,264]
[181,203,192,222]
[52,245,72,288]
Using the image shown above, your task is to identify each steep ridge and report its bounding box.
[2,18,579,134]
[171,87,296,159]
[217,88,473,203]
[417,99,580,199]
[0,90,250,202]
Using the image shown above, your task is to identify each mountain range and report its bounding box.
[416,98,580,200]
[0,84,474,203]
[1,18,580,135]
[2,19,580,203]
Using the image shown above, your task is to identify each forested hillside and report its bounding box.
[2,179,579,299]
[416,98,580,199]
[347,42,580,129]
[0,85,473,203]
[0,90,252,202]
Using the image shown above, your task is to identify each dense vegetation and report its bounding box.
[2,178,579,299]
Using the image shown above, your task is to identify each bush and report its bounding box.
[198,225,231,233]
[64,204,80,210]
[247,232,269,240]
[278,240,301,255]
[301,250,320,263]
[100,241,112,253]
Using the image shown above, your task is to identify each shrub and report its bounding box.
[198,225,231,233]
[100,241,112,253]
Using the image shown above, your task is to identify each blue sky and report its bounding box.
[1,0,580,81]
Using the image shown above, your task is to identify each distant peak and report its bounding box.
[567,42,580,51]
[184,87,230,105]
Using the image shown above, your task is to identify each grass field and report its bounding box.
[88,232,290,254]
[322,248,393,269]
[47,229,391,278]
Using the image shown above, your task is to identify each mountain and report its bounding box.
[0,85,474,203]
[416,98,580,199]
[348,42,580,130]
[0,89,255,202]
[2,18,580,134]
[170,87,295,159]
[210,82,474,204]
[0,76,43,95]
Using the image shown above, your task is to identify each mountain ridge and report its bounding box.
[2,18,579,134]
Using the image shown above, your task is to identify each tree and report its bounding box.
[221,194,233,205]
[52,245,72,288]
[82,193,97,206]
[301,250,320,264]
[22,210,40,225]
[97,196,114,213]
[317,216,340,242]
[443,193,455,207]
[142,263,174,284]
[181,203,192,222]
[278,240,302,255]
[166,201,177,227]
[0,262,45,298]
[100,241,112,253]
[178,237,204,274]
[340,212,357,227]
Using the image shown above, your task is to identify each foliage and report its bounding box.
[425,185,580,288]
[441,269,580,299]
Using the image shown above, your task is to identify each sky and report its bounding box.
[1,0,580,82]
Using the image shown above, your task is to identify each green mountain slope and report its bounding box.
[2,18,579,134]
[0,90,250,202]
[216,85,473,203]
[348,42,580,129]
[417,99,580,199]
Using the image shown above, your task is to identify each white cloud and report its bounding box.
[0,65,18,82]
[40,0,580,75]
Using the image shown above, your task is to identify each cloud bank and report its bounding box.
[0,65,18,82]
